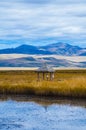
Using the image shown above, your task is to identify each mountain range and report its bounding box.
[0,42,86,56]
[0,42,86,68]
[0,54,86,68]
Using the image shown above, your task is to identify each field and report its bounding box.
[0,69,86,98]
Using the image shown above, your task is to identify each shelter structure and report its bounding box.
[36,63,55,81]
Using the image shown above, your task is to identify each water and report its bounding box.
[0,96,86,130]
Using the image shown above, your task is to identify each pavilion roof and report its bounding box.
[37,63,55,72]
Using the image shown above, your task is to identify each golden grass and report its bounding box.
[0,69,86,98]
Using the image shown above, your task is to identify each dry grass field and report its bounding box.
[0,69,86,98]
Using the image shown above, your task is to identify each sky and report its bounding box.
[0,0,86,49]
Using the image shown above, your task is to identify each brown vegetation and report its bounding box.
[0,69,86,98]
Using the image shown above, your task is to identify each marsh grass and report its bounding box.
[0,69,86,98]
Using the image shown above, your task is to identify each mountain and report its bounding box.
[0,43,86,56]
[79,51,86,56]
[0,44,52,55]
[40,42,85,56]
[0,55,86,68]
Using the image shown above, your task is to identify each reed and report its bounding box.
[0,69,86,98]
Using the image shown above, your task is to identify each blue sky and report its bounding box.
[0,0,86,49]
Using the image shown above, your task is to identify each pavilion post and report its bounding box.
[52,72,54,80]
[50,72,54,81]
[46,73,49,81]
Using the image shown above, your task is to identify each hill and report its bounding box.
[0,54,86,68]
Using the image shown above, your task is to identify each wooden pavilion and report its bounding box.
[36,63,55,81]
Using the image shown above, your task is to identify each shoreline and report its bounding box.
[0,67,86,71]
[0,94,86,107]
[0,93,86,100]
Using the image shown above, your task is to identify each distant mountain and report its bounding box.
[79,51,86,56]
[0,43,86,56]
[0,44,52,55]
[0,55,86,68]
[40,42,83,56]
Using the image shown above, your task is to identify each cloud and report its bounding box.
[0,0,86,48]
[1,0,86,4]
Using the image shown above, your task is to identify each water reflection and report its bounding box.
[0,95,86,130]
[0,95,86,108]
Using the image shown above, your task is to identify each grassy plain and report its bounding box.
[0,69,86,98]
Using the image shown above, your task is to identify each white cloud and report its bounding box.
[0,0,86,47]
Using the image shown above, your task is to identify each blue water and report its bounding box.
[0,98,86,130]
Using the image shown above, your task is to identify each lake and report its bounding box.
[0,95,86,130]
